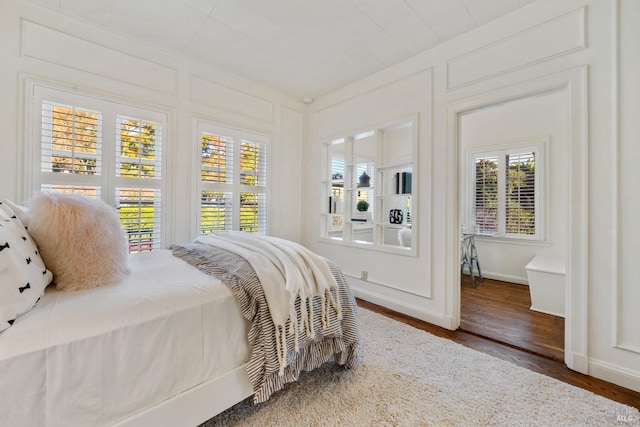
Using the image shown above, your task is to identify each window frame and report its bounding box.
[193,120,270,237]
[465,138,546,242]
[26,82,168,253]
[320,115,418,256]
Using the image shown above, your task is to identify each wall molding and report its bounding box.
[20,20,177,95]
[480,271,528,286]
[190,75,274,125]
[610,0,639,355]
[348,277,449,329]
[446,7,586,91]
[344,273,430,300]
[589,357,640,394]
[310,68,432,120]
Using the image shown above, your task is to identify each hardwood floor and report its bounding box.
[460,275,564,361]
[357,299,640,411]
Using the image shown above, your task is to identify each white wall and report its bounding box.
[459,89,568,284]
[303,0,640,393]
[588,0,640,393]
[305,70,438,323]
[0,0,305,245]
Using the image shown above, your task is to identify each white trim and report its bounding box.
[343,272,430,299]
[348,277,449,328]
[193,119,270,238]
[480,271,529,285]
[609,0,636,355]
[611,0,621,352]
[589,358,640,394]
[447,67,589,374]
[445,8,587,90]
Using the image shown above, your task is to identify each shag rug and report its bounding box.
[202,308,640,426]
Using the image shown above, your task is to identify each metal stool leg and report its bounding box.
[469,236,483,283]
[461,236,476,288]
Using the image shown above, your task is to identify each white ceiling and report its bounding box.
[26,0,539,100]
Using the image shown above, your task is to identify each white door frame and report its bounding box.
[445,67,589,373]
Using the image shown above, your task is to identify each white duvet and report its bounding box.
[0,250,251,427]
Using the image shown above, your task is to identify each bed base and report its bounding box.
[113,364,253,427]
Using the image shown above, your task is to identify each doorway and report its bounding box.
[456,88,568,361]
[448,68,589,373]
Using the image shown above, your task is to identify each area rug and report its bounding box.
[202,308,640,426]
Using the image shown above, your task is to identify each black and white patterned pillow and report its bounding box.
[0,201,53,332]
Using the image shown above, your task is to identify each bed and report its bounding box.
[0,196,360,427]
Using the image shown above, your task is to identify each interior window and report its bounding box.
[322,116,417,254]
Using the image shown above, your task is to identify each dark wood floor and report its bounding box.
[357,299,640,411]
[460,275,565,361]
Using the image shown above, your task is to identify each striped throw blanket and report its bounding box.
[170,237,359,404]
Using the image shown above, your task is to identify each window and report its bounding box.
[469,142,543,240]
[197,122,268,235]
[32,85,166,253]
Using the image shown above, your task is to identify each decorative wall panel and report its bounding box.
[447,8,585,90]
[190,76,273,124]
[21,20,177,95]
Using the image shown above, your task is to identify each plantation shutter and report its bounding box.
[200,132,234,233]
[473,156,499,234]
[469,142,542,240]
[115,115,163,253]
[40,100,102,197]
[201,133,233,184]
[198,125,269,235]
[505,151,535,235]
[239,140,267,234]
[35,86,167,254]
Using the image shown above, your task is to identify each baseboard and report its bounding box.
[348,278,452,329]
[589,358,640,394]
[564,350,589,374]
[480,271,529,285]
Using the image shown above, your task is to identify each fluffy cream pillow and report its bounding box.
[28,193,129,291]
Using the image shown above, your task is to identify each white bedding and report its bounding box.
[0,249,251,427]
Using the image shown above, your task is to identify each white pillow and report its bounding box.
[2,199,30,227]
[27,192,130,291]
[0,201,53,332]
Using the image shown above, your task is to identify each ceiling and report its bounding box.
[26,0,539,100]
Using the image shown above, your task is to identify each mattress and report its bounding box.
[0,249,251,427]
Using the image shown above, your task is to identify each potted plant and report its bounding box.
[353,199,372,222]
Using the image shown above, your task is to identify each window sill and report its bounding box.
[318,236,417,257]
[474,234,551,247]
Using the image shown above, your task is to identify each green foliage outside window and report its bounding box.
[506,155,535,234]
[119,119,157,178]
[475,154,535,236]
[51,105,99,175]
[200,135,265,234]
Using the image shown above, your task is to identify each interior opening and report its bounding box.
[457,89,568,361]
